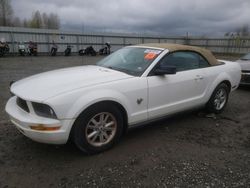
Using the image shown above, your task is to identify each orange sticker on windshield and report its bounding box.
[144,53,157,60]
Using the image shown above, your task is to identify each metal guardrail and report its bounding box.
[0,26,250,54]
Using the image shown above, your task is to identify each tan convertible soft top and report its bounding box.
[136,43,219,66]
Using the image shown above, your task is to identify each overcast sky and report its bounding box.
[11,0,250,36]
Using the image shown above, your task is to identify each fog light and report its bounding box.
[30,124,60,131]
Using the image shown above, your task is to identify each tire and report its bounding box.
[206,83,230,114]
[0,50,3,57]
[91,51,96,56]
[72,103,124,154]
[64,49,68,56]
[65,49,71,56]
[78,50,83,56]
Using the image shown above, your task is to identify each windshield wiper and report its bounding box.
[101,65,137,76]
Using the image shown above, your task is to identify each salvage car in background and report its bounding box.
[5,43,241,154]
[237,53,250,85]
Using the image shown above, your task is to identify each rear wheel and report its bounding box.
[206,83,229,113]
[72,103,123,154]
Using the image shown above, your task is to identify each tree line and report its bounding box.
[225,25,250,37]
[0,0,60,29]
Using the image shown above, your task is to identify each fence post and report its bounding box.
[46,33,50,54]
[123,37,126,46]
[76,35,79,52]
[9,31,15,53]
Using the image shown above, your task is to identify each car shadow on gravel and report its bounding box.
[1,105,247,160]
[2,110,202,160]
[123,106,248,150]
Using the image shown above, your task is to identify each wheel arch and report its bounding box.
[205,71,233,102]
[206,80,231,113]
[69,100,129,141]
[206,79,232,104]
[220,80,231,92]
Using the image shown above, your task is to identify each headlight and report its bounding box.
[32,102,57,119]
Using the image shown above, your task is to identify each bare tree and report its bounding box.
[225,25,250,38]
[42,13,49,28]
[224,32,230,37]
[12,16,22,27]
[235,24,249,37]
[23,19,28,27]
[28,11,60,29]
[29,10,42,28]
[47,13,60,29]
[0,3,61,29]
[0,0,13,26]
[241,25,249,37]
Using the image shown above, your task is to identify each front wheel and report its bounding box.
[206,83,229,114]
[72,103,124,154]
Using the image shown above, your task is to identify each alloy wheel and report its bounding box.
[214,88,227,110]
[85,112,117,147]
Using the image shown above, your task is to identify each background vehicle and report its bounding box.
[18,42,26,56]
[64,45,72,56]
[50,41,58,56]
[0,39,10,57]
[5,43,241,154]
[28,41,38,56]
[79,46,96,56]
[236,53,250,85]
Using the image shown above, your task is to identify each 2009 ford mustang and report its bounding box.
[5,43,241,154]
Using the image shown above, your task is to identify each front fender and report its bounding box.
[44,87,138,141]
[65,89,131,120]
[46,77,148,126]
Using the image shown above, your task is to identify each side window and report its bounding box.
[159,51,210,72]
[198,55,210,68]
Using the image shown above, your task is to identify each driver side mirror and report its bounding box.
[154,66,177,75]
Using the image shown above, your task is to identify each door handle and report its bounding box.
[195,75,204,80]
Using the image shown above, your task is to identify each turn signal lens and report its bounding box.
[30,124,60,131]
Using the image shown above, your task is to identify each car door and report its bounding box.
[147,51,210,119]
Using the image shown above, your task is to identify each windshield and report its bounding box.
[97,47,162,76]
[241,53,250,60]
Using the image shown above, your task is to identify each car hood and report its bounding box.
[236,59,250,71]
[11,65,133,102]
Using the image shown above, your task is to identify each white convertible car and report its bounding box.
[5,43,241,153]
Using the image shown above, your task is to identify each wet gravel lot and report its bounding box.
[0,55,249,187]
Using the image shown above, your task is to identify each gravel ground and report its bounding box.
[0,55,249,188]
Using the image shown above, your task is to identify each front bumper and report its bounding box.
[240,72,250,85]
[5,96,73,144]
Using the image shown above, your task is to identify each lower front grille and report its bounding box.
[16,97,30,113]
